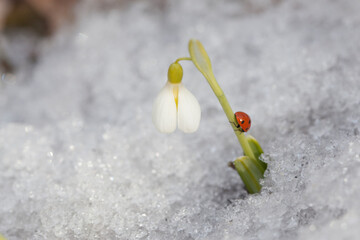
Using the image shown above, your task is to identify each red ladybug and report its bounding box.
[235,112,251,132]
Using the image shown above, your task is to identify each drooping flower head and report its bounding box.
[152,63,201,133]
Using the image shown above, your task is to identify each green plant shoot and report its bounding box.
[188,39,267,193]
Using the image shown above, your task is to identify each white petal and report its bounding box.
[177,84,201,133]
[152,82,177,133]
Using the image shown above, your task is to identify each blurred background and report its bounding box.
[0,0,76,71]
[0,0,281,80]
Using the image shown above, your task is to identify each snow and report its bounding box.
[1,0,360,239]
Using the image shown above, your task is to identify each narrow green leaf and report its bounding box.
[233,156,264,193]
[245,134,267,170]
[246,135,263,158]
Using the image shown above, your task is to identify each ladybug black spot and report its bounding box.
[241,120,245,124]
[249,120,251,124]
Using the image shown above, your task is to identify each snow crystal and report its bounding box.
[1,0,360,239]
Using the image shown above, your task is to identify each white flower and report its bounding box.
[152,81,201,133]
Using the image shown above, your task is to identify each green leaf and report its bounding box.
[233,156,263,194]
[245,134,267,170]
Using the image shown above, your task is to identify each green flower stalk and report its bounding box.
[153,39,267,193]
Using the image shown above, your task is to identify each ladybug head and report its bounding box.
[235,111,251,132]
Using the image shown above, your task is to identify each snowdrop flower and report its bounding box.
[152,63,201,133]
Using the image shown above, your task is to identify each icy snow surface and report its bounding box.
[1,0,360,239]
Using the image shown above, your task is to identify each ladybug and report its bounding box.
[234,111,251,132]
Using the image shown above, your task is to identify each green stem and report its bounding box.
[206,75,255,159]
[175,57,254,157]
[185,39,256,158]
[187,39,266,193]
[175,57,192,63]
